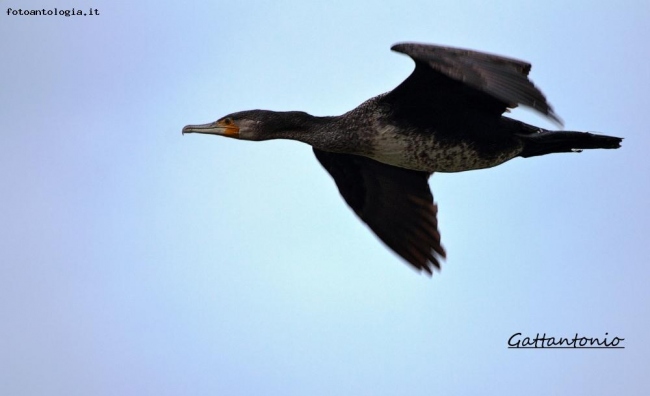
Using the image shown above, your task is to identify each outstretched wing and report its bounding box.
[383,43,562,124]
[313,148,445,274]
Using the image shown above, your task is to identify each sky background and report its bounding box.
[1,1,649,395]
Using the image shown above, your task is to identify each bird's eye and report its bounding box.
[223,118,232,125]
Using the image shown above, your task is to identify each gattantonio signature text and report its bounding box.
[508,332,624,349]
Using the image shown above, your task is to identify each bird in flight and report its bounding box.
[183,43,622,275]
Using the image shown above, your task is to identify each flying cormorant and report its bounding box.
[183,43,622,274]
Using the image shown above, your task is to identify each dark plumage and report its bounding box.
[183,43,622,274]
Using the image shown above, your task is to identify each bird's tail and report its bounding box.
[518,130,622,158]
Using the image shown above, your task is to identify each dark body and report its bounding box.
[183,43,622,274]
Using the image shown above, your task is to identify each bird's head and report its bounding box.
[183,110,314,142]
[182,110,271,141]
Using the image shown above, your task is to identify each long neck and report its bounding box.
[264,111,357,153]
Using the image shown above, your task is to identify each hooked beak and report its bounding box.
[182,121,239,138]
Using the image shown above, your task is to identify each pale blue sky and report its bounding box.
[1,1,649,395]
